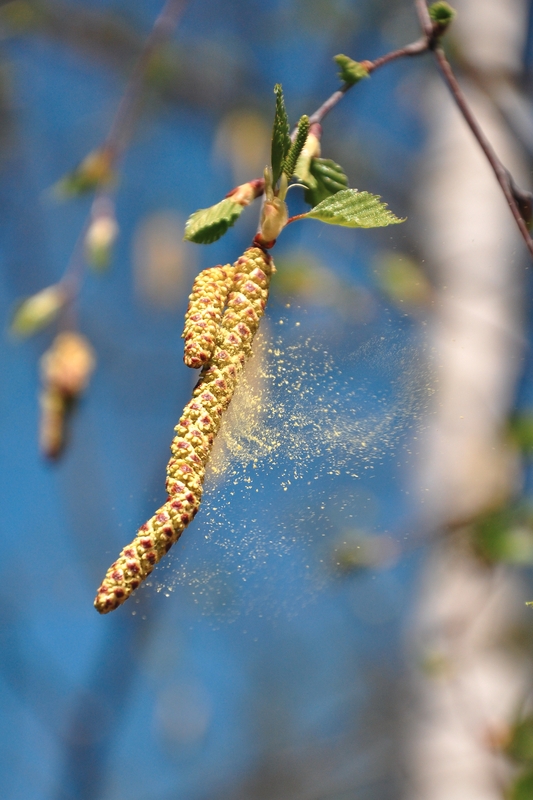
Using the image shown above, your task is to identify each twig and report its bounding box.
[61,0,187,306]
[432,46,533,258]
[307,86,351,128]
[368,37,429,71]
[415,0,435,40]
[413,0,533,259]
[307,38,430,127]
[104,0,187,163]
[224,36,434,203]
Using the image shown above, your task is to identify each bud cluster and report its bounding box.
[94,247,274,613]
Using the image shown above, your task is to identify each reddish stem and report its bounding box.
[285,214,309,225]
[434,47,533,258]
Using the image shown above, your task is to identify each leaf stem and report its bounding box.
[285,213,309,225]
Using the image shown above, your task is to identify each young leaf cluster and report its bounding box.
[183,77,405,246]
[334,54,370,86]
[428,1,455,26]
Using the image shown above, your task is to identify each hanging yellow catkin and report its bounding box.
[94,247,274,613]
[182,264,235,368]
[39,331,95,459]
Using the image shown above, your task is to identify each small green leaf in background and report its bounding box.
[428,1,456,28]
[375,252,432,310]
[509,771,533,800]
[506,716,533,765]
[302,188,404,229]
[334,54,370,86]
[11,285,67,337]
[54,149,114,198]
[271,84,291,186]
[282,115,310,179]
[419,649,452,679]
[184,198,244,244]
[303,157,348,207]
[472,506,533,565]
[332,533,398,573]
[508,412,533,457]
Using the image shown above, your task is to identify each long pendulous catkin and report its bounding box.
[182,264,234,369]
[94,247,274,613]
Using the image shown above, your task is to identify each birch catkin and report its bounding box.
[94,247,274,613]
[182,264,234,368]
[39,331,95,459]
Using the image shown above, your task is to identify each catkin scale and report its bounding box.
[182,264,234,368]
[94,247,273,613]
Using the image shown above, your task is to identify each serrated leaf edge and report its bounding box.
[184,198,244,245]
[301,188,405,228]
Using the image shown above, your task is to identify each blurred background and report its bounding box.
[2,0,533,798]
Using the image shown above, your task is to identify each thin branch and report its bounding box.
[308,39,430,127]
[414,0,434,40]
[308,86,351,128]
[104,0,187,162]
[413,0,533,259]
[62,0,187,303]
[368,37,429,71]
[432,45,533,258]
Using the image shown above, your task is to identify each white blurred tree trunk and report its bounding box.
[403,1,532,798]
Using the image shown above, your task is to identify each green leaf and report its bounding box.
[184,198,244,244]
[375,252,432,309]
[334,54,369,86]
[10,285,67,337]
[303,157,348,207]
[472,506,533,566]
[301,188,405,229]
[282,115,310,179]
[54,149,114,199]
[271,84,291,186]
